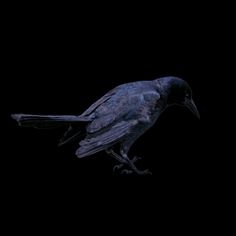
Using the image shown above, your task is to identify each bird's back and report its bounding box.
[82,80,156,117]
[83,80,157,133]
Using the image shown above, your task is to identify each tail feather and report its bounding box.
[11,114,92,129]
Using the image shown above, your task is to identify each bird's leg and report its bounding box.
[119,140,151,175]
[106,149,142,173]
[131,156,142,163]
[106,149,126,163]
[106,149,131,173]
[106,149,150,175]
[120,150,152,176]
[114,155,141,172]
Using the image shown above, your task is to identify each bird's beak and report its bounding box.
[184,98,200,119]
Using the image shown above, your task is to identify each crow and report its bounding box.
[12,76,200,175]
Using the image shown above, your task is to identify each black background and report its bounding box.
[2,2,228,231]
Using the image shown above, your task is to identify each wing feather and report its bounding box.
[76,120,137,158]
[86,91,160,134]
[80,88,117,117]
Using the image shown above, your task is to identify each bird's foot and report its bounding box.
[113,156,141,173]
[136,169,152,175]
[121,169,133,175]
[120,168,152,175]
[113,164,124,172]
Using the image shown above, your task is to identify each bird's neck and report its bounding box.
[155,79,171,101]
[156,78,177,105]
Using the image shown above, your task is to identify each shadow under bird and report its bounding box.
[12,76,200,175]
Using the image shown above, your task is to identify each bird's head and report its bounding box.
[155,76,200,119]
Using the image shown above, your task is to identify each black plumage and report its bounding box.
[12,76,199,175]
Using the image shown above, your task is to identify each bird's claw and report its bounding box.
[137,169,152,175]
[121,169,133,175]
[113,155,143,174]
[113,164,124,172]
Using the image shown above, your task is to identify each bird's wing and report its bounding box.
[76,120,137,158]
[76,90,161,158]
[86,90,161,134]
[80,87,117,117]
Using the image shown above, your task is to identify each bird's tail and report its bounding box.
[11,114,92,129]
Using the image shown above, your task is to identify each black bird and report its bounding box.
[12,76,200,175]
